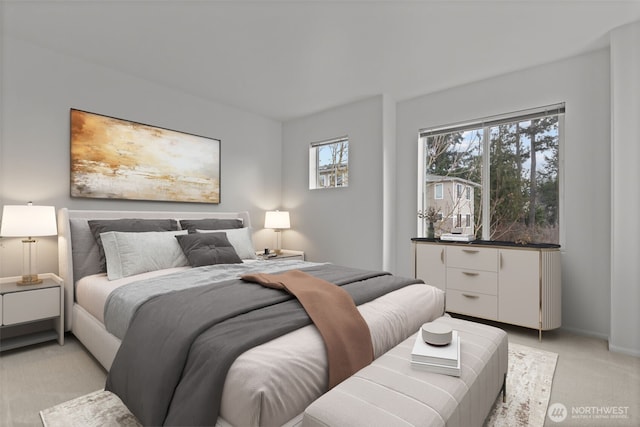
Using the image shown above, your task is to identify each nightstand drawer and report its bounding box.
[446,268,498,295]
[447,247,498,272]
[2,287,60,325]
[446,289,498,320]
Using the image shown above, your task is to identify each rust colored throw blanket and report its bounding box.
[242,269,374,388]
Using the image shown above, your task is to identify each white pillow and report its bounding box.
[101,230,189,280]
[196,227,257,260]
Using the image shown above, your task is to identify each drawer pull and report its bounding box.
[440,249,444,264]
[462,271,479,276]
[462,249,479,254]
[462,293,479,299]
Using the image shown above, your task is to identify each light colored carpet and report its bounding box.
[486,342,558,427]
[40,342,557,427]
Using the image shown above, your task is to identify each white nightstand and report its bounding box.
[256,250,305,261]
[0,273,64,352]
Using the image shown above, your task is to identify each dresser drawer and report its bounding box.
[446,289,498,320]
[2,287,60,325]
[447,247,498,272]
[447,268,498,295]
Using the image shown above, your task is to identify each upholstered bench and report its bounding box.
[302,317,508,427]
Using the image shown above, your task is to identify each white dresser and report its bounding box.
[412,239,561,339]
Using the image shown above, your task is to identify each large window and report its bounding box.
[418,104,564,244]
[309,136,349,189]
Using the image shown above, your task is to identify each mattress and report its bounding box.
[75,267,190,323]
[76,263,445,427]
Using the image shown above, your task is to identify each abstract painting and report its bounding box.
[70,109,220,203]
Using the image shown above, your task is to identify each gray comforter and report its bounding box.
[104,259,318,339]
[105,263,422,426]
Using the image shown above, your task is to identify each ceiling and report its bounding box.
[3,1,640,122]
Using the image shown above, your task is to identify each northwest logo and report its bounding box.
[548,403,568,423]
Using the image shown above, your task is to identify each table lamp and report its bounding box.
[264,210,290,255]
[1,203,57,285]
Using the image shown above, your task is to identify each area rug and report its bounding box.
[485,342,558,427]
[40,390,140,427]
[40,342,557,427]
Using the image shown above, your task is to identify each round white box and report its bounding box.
[421,322,453,346]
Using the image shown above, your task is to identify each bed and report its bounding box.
[57,208,445,427]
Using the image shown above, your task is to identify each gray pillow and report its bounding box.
[179,218,243,233]
[101,230,189,280]
[196,228,257,260]
[175,232,243,267]
[88,219,179,273]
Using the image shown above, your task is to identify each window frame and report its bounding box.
[417,103,565,242]
[309,136,349,190]
[434,183,443,199]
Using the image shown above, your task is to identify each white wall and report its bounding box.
[0,37,283,277]
[609,21,640,356]
[281,96,384,270]
[382,95,397,272]
[396,49,612,339]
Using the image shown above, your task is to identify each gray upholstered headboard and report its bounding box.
[57,208,251,331]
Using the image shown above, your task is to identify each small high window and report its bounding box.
[309,137,349,189]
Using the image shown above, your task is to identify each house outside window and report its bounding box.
[423,175,479,235]
[309,136,349,189]
[417,103,564,243]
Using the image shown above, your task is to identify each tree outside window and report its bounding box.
[418,105,563,244]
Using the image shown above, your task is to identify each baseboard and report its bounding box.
[559,325,609,341]
[608,343,640,357]
[560,326,640,356]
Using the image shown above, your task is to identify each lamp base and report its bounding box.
[17,274,43,286]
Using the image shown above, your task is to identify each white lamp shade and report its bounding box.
[264,211,290,230]
[1,205,58,237]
